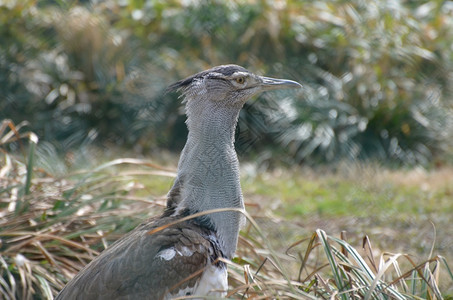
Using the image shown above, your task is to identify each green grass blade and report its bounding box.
[316,229,348,300]
[329,235,408,300]
[36,274,53,300]
[0,255,16,299]
[439,256,453,280]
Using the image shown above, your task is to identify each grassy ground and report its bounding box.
[241,165,453,294]
[1,143,452,298]
[242,164,453,256]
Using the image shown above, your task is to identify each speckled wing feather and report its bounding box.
[56,214,223,300]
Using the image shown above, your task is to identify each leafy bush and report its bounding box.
[1,0,452,165]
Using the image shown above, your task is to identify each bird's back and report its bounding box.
[56,212,226,300]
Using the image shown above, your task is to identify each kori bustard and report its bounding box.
[56,65,301,299]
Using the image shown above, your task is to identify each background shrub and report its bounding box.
[1,0,452,165]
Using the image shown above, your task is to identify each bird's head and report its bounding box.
[168,64,301,108]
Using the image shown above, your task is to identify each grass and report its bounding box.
[241,165,453,294]
[242,167,453,218]
[1,121,452,299]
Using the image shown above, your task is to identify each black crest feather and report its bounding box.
[166,64,249,93]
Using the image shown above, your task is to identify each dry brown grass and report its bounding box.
[1,120,452,299]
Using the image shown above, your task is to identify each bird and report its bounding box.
[56,64,301,299]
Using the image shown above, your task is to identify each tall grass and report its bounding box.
[1,122,451,299]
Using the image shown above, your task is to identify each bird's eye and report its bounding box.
[235,77,246,84]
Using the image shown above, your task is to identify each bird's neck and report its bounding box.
[174,100,245,259]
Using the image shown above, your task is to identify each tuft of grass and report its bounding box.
[0,121,175,298]
[232,224,452,299]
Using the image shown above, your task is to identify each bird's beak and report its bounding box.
[259,76,302,91]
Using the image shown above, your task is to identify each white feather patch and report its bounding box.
[156,248,176,261]
[165,265,227,299]
[194,264,227,297]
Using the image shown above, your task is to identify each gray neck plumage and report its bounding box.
[169,94,245,259]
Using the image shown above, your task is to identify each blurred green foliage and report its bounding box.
[1,0,452,165]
